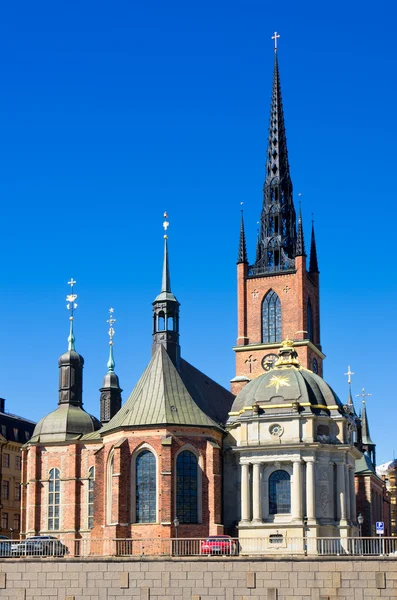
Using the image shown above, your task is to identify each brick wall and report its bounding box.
[0,557,396,600]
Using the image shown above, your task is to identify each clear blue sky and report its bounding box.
[0,1,396,463]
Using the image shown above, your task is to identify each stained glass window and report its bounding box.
[48,468,60,530]
[136,450,156,523]
[307,299,313,341]
[88,467,94,529]
[176,451,198,524]
[262,291,282,343]
[269,470,290,514]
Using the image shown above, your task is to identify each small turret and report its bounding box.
[100,308,122,424]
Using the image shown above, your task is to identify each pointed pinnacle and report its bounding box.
[361,402,375,446]
[161,236,171,293]
[309,221,319,273]
[237,211,248,264]
[296,208,306,257]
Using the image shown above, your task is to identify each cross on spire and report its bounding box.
[356,387,372,405]
[344,365,354,385]
[65,278,78,351]
[272,31,280,51]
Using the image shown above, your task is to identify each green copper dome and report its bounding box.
[31,404,101,443]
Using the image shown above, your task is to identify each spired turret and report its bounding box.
[30,280,101,442]
[152,214,181,368]
[100,308,122,424]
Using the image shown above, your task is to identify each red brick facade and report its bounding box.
[21,426,224,544]
[232,255,323,395]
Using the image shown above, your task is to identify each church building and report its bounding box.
[21,38,371,553]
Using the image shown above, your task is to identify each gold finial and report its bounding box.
[281,337,294,348]
[107,307,116,346]
[345,366,354,385]
[272,31,280,51]
[163,212,169,239]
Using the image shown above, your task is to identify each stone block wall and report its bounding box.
[0,557,396,600]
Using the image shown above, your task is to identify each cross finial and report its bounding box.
[272,31,280,51]
[356,387,372,406]
[107,308,116,346]
[66,278,78,350]
[344,365,354,385]
[106,307,116,372]
[163,212,169,239]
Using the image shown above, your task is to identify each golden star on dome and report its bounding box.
[266,375,290,393]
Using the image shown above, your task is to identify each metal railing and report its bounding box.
[1,536,396,559]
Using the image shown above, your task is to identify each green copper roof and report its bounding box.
[100,345,233,433]
[30,404,101,443]
[355,452,376,476]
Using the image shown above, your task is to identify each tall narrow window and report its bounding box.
[88,467,95,529]
[48,468,60,530]
[106,452,114,525]
[262,290,282,343]
[136,450,156,523]
[269,470,291,514]
[176,450,198,524]
[2,480,9,500]
[307,299,313,341]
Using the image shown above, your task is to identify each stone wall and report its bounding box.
[0,557,396,600]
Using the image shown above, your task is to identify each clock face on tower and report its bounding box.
[312,358,319,374]
[261,353,278,371]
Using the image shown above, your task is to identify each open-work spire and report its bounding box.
[250,41,297,276]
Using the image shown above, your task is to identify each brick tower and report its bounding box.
[231,43,324,395]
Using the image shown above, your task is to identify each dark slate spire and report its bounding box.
[152,214,181,368]
[237,211,248,264]
[251,43,297,276]
[309,220,319,273]
[361,401,375,447]
[100,309,122,424]
[296,206,306,257]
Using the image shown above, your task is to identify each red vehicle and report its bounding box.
[200,535,238,555]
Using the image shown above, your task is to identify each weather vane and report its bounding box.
[107,308,116,346]
[272,31,280,51]
[163,212,169,239]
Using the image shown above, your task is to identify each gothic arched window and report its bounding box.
[48,468,60,530]
[262,290,282,343]
[88,467,95,529]
[269,470,291,514]
[307,299,313,341]
[176,450,198,524]
[136,450,156,523]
